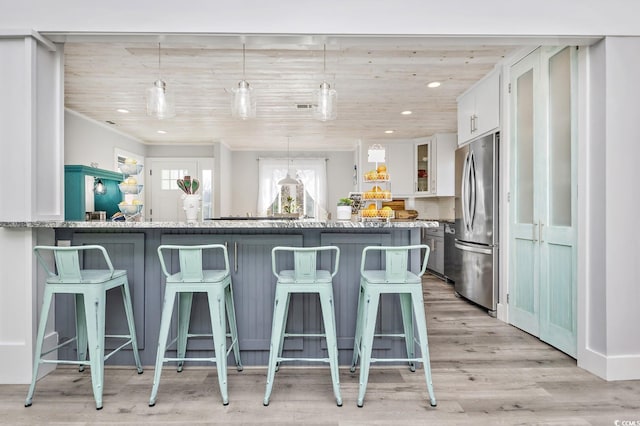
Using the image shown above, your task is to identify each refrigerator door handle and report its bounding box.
[469,151,477,231]
[455,241,493,255]
[461,152,471,233]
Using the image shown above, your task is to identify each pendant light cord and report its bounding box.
[323,44,327,75]
[242,43,246,79]
[157,42,162,81]
[287,136,291,174]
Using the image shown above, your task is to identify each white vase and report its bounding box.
[336,205,352,221]
[182,194,201,222]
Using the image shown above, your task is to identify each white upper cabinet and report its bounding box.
[415,133,457,197]
[457,70,500,145]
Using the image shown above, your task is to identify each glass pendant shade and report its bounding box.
[313,81,337,121]
[231,80,256,120]
[94,178,107,195]
[146,79,175,119]
[278,173,299,186]
[278,137,299,185]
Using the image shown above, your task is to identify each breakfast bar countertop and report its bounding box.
[0,219,439,229]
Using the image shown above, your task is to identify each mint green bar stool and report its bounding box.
[150,244,242,407]
[264,246,342,406]
[26,245,143,410]
[350,244,436,408]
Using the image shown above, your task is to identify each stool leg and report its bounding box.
[357,288,380,408]
[350,281,366,373]
[319,288,342,407]
[399,292,416,372]
[75,294,88,372]
[274,292,291,373]
[149,286,177,407]
[410,288,436,407]
[120,280,143,374]
[25,287,54,407]
[224,281,243,371]
[264,286,288,406]
[176,292,194,372]
[83,288,106,410]
[208,290,229,405]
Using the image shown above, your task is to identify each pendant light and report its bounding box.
[93,178,107,195]
[231,43,256,120]
[313,44,337,121]
[278,137,299,186]
[146,43,175,119]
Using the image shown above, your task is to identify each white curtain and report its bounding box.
[257,158,327,217]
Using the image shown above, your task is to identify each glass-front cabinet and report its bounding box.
[415,139,431,194]
[414,133,457,197]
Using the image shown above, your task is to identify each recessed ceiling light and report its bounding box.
[157,130,167,134]
[401,110,412,115]
[116,108,130,113]
[427,81,441,88]
[384,130,394,134]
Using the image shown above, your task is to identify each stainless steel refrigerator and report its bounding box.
[452,132,499,313]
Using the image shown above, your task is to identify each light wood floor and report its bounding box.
[2,276,640,425]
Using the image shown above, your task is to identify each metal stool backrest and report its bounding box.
[34,245,116,282]
[272,246,340,283]
[157,244,230,282]
[361,244,430,283]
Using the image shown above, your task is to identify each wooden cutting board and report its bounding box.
[381,200,405,211]
[394,209,418,219]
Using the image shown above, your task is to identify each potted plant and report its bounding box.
[336,197,353,221]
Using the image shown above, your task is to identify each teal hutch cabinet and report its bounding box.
[64,165,124,220]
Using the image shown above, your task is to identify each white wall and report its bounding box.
[2,1,640,37]
[230,150,354,218]
[65,109,146,170]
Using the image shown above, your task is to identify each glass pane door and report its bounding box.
[416,142,430,193]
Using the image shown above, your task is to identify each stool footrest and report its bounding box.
[284,333,326,338]
[373,333,408,338]
[369,357,424,363]
[40,359,90,366]
[277,357,331,364]
[104,339,134,361]
[163,357,217,363]
[41,337,78,357]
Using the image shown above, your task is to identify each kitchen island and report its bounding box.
[3,219,437,367]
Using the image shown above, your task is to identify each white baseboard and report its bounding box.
[579,346,640,380]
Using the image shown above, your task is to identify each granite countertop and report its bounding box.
[0,219,439,229]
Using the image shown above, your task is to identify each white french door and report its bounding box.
[147,158,214,222]
[509,46,577,357]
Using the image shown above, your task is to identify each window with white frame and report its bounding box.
[257,158,327,218]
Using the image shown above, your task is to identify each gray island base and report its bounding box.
[12,220,438,367]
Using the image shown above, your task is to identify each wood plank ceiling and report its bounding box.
[63,37,516,151]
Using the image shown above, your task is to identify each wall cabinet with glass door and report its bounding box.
[414,133,457,197]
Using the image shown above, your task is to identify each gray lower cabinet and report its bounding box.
[424,225,445,275]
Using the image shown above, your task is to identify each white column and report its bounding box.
[579,36,640,380]
[0,32,64,384]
